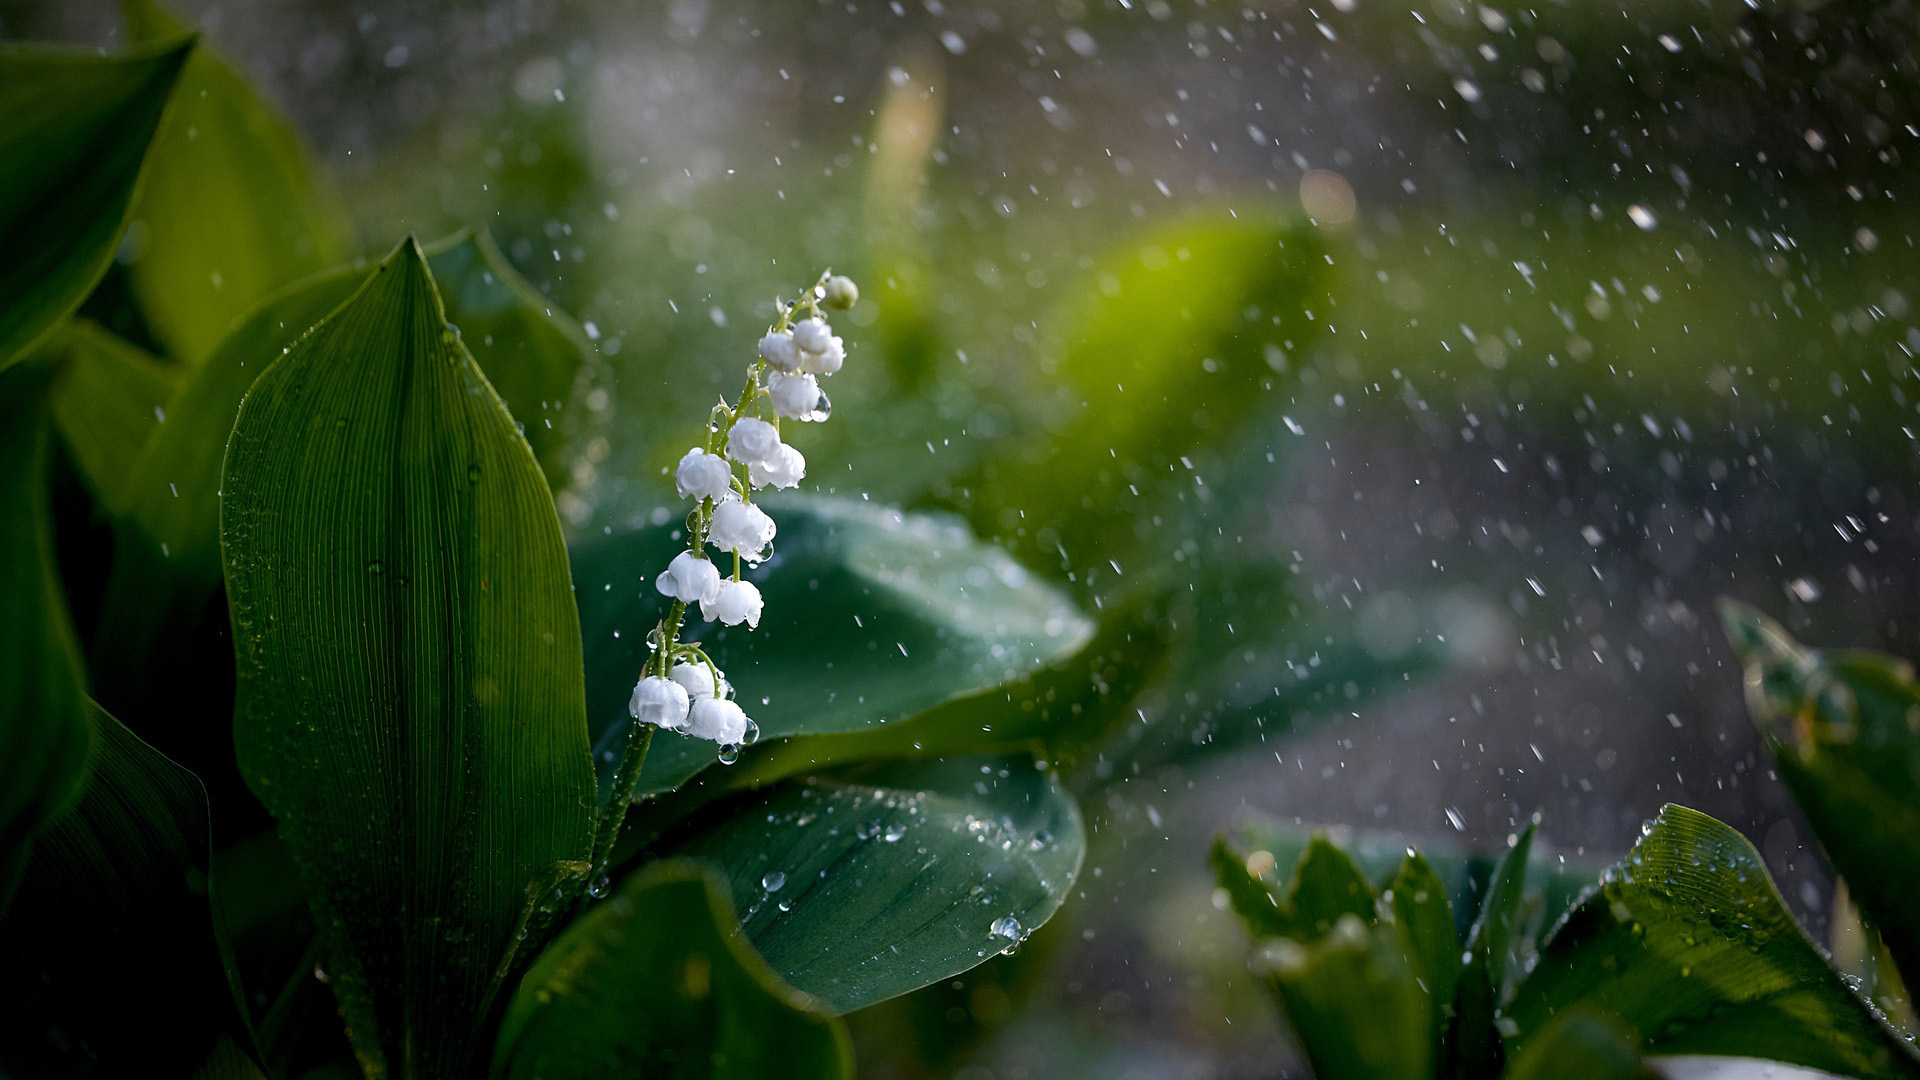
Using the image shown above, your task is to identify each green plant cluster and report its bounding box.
[1212,603,1920,1080]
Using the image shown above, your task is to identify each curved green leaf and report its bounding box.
[1254,913,1431,1080]
[1508,804,1920,1080]
[657,755,1084,1014]
[0,361,94,895]
[492,862,853,1080]
[1385,852,1461,1054]
[0,38,191,370]
[1721,600,1920,992]
[1449,816,1537,1077]
[119,0,353,364]
[46,318,177,515]
[571,500,1093,797]
[422,229,590,493]
[1503,1009,1655,1080]
[0,700,241,1077]
[220,238,597,1078]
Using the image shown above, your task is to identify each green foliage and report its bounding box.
[0,701,239,1076]
[1216,807,1920,1079]
[493,862,854,1080]
[656,755,1085,1014]
[571,499,1094,797]
[118,0,354,365]
[219,239,598,1078]
[0,361,94,900]
[1721,601,1920,994]
[44,317,177,514]
[0,37,190,371]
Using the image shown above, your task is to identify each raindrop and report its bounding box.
[883,822,908,842]
[1627,204,1658,231]
[717,743,741,765]
[587,873,611,899]
[742,719,760,746]
[762,870,787,892]
[990,915,1022,943]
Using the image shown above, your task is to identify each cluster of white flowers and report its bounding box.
[626,271,859,752]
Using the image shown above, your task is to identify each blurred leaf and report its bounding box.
[0,700,243,1077]
[493,861,852,1080]
[119,0,353,365]
[423,229,591,493]
[192,1037,272,1080]
[0,361,94,901]
[220,239,597,1078]
[1502,1009,1655,1080]
[1387,852,1461,1050]
[571,499,1093,797]
[0,38,191,371]
[1447,816,1537,1078]
[1287,836,1378,940]
[1507,804,1920,1079]
[46,318,176,515]
[656,755,1084,1015]
[1211,836,1289,939]
[1255,913,1432,1080]
[965,213,1322,573]
[1721,600,1920,992]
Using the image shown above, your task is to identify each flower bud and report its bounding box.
[823,274,859,311]
[702,578,764,628]
[748,443,805,490]
[628,675,691,731]
[669,661,729,701]
[726,417,783,466]
[709,498,776,559]
[797,334,844,377]
[655,550,722,604]
[767,370,822,420]
[674,447,733,501]
[686,696,750,743]
[792,316,833,353]
[758,330,800,373]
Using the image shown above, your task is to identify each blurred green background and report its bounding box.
[9,1,1920,1076]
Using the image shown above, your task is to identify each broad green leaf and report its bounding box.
[1386,852,1461,1048]
[0,700,241,1077]
[46,317,177,514]
[220,238,597,1078]
[1502,1009,1655,1080]
[1211,836,1289,939]
[1721,600,1920,991]
[1448,816,1537,1077]
[119,0,354,364]
[657,755,1085,1014]
[1286,836,1378,940]
[1254,913,1431,1080]
[963,214,1323,573]
[492,862,853,1080]
[1507,804,1920,1080]
[0,361,94,895]
[571,499,1093,797]
[422,229,591,492]
[0,38,191,370]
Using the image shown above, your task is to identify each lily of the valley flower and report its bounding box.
[709,498,776,559]
[701,578,764,628]
[758,330,800,372]
[628,676,690,731]
[767,370,823,421]
[675,448,733,501]
[727,417,783,466]
[687,696,749,743]
[748,443,806,490]
[655,550,722,603]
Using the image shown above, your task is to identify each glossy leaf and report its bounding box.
[1448,816,1537,1077]
[119,0,354,364]
[572,500,1092,797]
[422,229,591,492]
[0,38,191,370]
[46,318,177,515]
[1254,913,1431,1080]
[0,361,94,893]
[658,755,1085,1014]
[220,239,597,1078]
[492,862,853,1080]
[1721,600,1920,992]
[1386,851,1461,1048]
[1502,1009,1655,1080]
[1507,804,1920,1080]
[0,701,240,1077]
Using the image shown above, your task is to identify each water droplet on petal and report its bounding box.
[742,719,760,746]
[717,743,740,765]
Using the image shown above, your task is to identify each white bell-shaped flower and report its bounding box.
[791,316,833,353]
[797,334,845,377]
[628,675,691,731]
[726,417,783,466]
[758,330,800,373]
[686,696,750,743]
[655,550,722,604]
[767,370,822,420]
[674,447,733,501]
[748,443,805,490]
[669,661,728,701]
[709,498,776,559]
[701,578,764,628]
